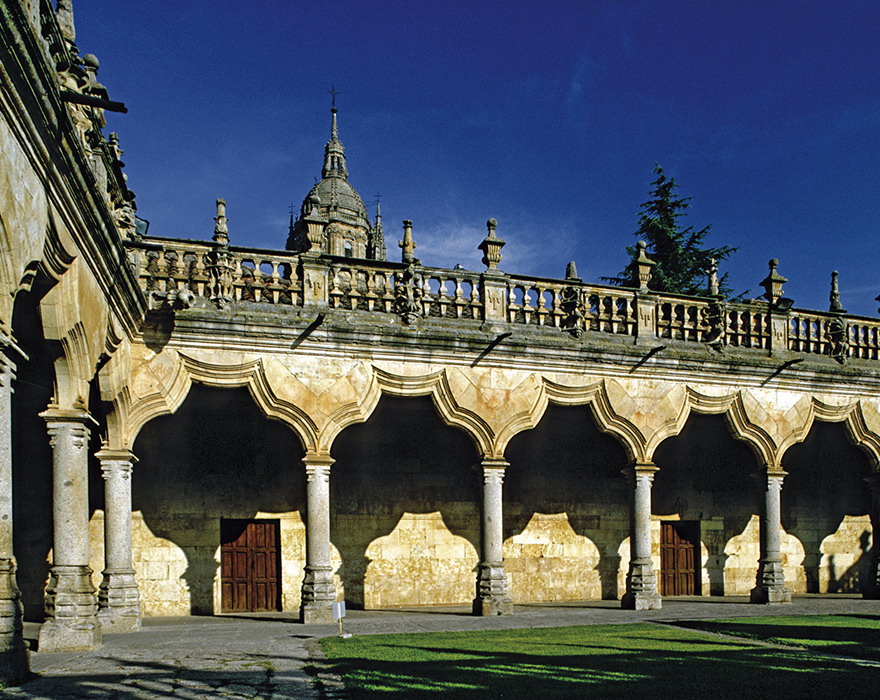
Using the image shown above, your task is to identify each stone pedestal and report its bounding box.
[300,454,336,623]
[750,470,791,604]
[0,559,27,686]
[301,256,329,307]
[864,473,880,599]
[0,348,29,685]
[473,460,512,616]
[96,450,141,632]
[621,462,662,610]
[38,411,102,652]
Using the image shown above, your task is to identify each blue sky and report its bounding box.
[74,1,879,314]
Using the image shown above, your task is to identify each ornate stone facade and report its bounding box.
[1,1,879,686]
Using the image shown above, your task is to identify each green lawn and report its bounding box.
[675,614,880,661]
[320,619,877,699]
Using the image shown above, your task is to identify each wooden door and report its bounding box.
[660,521,701,596]
[220,519,281,612]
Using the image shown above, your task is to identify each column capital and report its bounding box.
[40,406,97,427]
[479,458,509,472]
[755,466,787,481]
[303,453,334,480]
[622,461,658,479]
[95,448,138,464]
[99,460,134,480]
[303,452,335,468]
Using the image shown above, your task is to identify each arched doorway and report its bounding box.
[132,384,305,615]
[504,404,629,601]
[782,421,872,594]
[330,395,479,608]
[653,413,757,596]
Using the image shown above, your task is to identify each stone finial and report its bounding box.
[565,261,581,282]
[213,199,229,245]
[829,271,846,313]
[302,192,327,253]
[633,240,655,292]
[478,218,506,271]
[760,258,787,304]
[399,220,416,263]
[707,258,720,297]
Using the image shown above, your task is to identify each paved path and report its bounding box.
[6,595,879,698]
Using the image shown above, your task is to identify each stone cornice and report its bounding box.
[140,306,880,398]
[0,2,146,336]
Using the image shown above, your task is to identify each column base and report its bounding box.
[300,565,335,624]
[621,559,662,610]
[620,591,662,610]
[473,562,513,616]
[749,585,792,604]
[0,647,29,688]
[0,559,29,686]
[472,597,513,616]
[750,560,791,604]
[300,601,335,624]
[38,619,101,653]
[39,564,102,652]
[98,569,141,633]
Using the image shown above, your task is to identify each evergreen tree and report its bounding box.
[604,164,737,297]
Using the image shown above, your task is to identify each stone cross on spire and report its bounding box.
[322,87,348,180]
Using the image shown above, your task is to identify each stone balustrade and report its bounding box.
[125,238,880,363]
[129,238,302,307]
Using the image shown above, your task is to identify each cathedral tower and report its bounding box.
[286,104,386,260]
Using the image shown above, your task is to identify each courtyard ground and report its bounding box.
[5,595,879,699]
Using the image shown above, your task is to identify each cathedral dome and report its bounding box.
[301,174,370,229]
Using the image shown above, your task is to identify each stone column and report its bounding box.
[300,453,336,623]
[38,409,102,651]
[750,468,791,604]
[0,346,28,685]
[621,462,662,610]
[473,459,512,616]
[864,473,880,599]
[96,449,141,631]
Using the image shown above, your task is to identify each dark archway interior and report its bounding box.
[782,420,872,593]
[11,275,58,621]
[653,413,757,595]
[330,394,479,609]
[504,404,629,600]
[133,383,304,614]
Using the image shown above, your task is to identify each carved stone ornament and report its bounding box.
[824,316,848,364]
[392,260,424,325]
[478,218,505,271]
[760,258,787,305]
[149,288,195,312]
[206,246,234,308]
[702,299,726,345]
[559,285,587,338]
[633,241,655,292]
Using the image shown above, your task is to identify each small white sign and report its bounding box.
[332,601,346,620]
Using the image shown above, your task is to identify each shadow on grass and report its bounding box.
[674,615,880,661]
[321,624,875,699]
